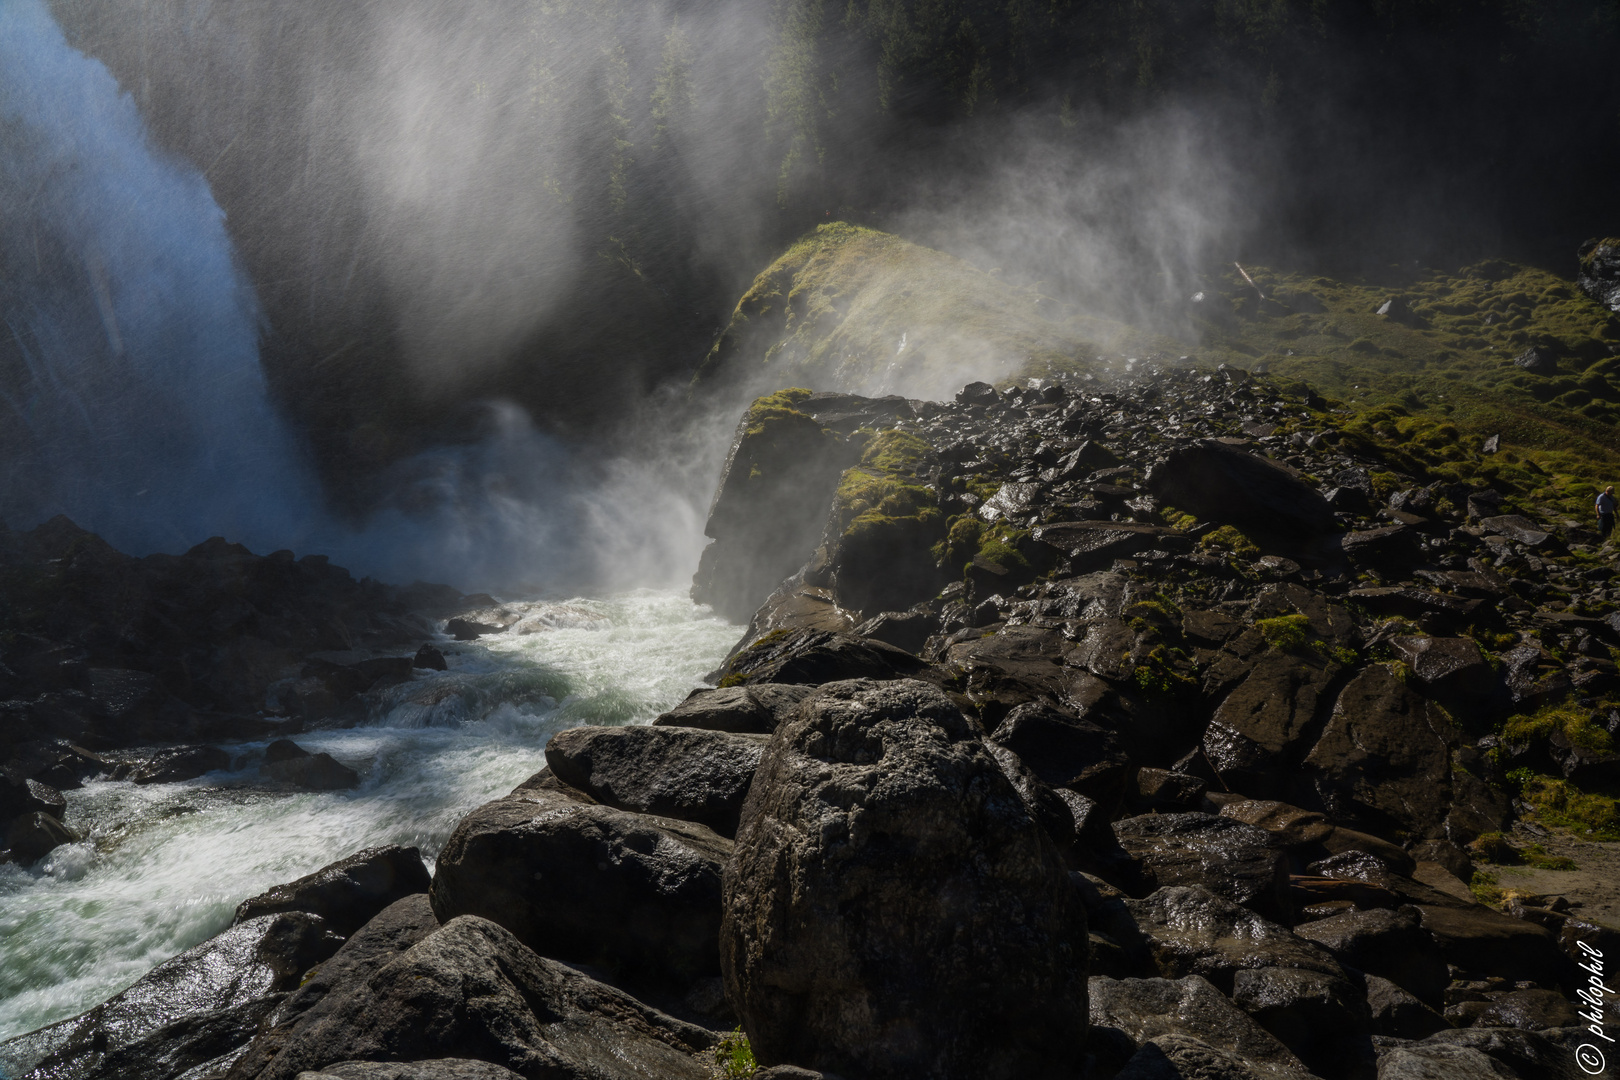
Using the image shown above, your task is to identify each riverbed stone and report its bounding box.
[651,683,815,734]
[430,780,731,984]
[263,741,360,791]
[1087,975,1313,1080]
[1110,813,1291,921]
[721,678,1088,1078]
[544,725,769,838]
[234,845,431,937]
[250,916,718,1080]
[131,744,231,785]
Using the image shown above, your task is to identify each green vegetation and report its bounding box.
[1470,869,1506,907]
[714,1027,757,1078]
[1257,613,1310,652]
[1200,526,1260,560]
[1513,774,1620,841]
[1502,701,1616,755]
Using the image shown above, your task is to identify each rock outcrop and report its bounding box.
[720,678,1089,1078]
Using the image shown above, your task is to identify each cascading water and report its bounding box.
[0,0,736,1054]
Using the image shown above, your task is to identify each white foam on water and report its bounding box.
[0,590,737,1044]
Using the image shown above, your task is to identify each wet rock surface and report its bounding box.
[233,845,431,938]
[721,678,1089,1078]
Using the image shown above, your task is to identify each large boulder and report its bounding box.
[0,912,342,1080]
[1291,906,1449,1006]
[721,679,1088,1078]
[246,916,718,1080]
[1230,966,1374,1080]
[1578,236,1620,313]
[1203,650,1343,799]
[1113,885,1346,993]
[1146,440,1335,540]
[1087,975,1314,1080]
[131,744,231,785]
[691,393,855,623]
[234,846,431,937]
[2,810,81,865]
[1303,665,1455,838]
[430,777,731,984]
[544,725,768,838]
[651,684,815,734]
[1415,904,1574,991]
[263,741,360,791]
[713,629,929,687]
[1109,813,1291,922]
[224,895,444,1080]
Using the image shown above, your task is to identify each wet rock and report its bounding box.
[0,912,342,1080]
[1364,973,1450,1038]
[1203,650,1342,799]
[1341,525,1422,570]
[691,399,856,623]
[1111,813,1290,921]
[1215,799,1414,873]
[1479,514,1555,549]
[1087,975,1313,1080]
[263,741,360,791]
[1146,440,1335,540]
[1473,989,1581,1030]
[989,700,1131,800]
[956,381,999,406]
[1032,520,1179,569]
[651,683,814,734]
[852,608,939,654]
[714,629,929,686]
[721,678,1087,1078]
[0,774,66,819]
[1303,665,1454,839]
[1421,1025,1590,1079]
[1114,1033,1297,1080]
[1229,966,1374,1080]
[1121,885,1344,992]
[1292,907,1449,1007]
[411,644,447,671]
[1374,1041,1519,1078]
[1513,345,1561,376]
[544,725,768,837]
[2,810,81,865]
[1390,636,1493,695]
[1578,237,1620,313]
[225,895,444,1080]
[1131,767,1207,811]
[246,916,718,1080]
[445,617,501,641]
[1416,904,1573,990]
[234,846,431,937]
[291,1062,523,1080]
[132,744,231,785]
[430,780,730,984]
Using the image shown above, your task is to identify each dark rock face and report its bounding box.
[1415,904,1573,990]
[714,628,929,686]
[1119,886,1345,993]
[1110,813,1291,922]
[1291,906,1449,1007]
[245,916,718,1080]
[131,744,231,785]
[1303,665,1455,839]
[1362,974,1449,1038]
[691,398,858,623]
[1087,975,1313,1080]
[0,912,342,1080]
[2,810,81,865]
[224,895,444,1080]
[430,778,731,984]
[1146,439,1335,540]
[1579,237,1620,313]
[234,845,431,937]
[544,725,769,837]
[1229,966,1373,1080]
[721,679,1088,1078]
[263,741,360,791]
[293,1062,524,1080]
[651,683,814,734]
[1203,650,1342,799]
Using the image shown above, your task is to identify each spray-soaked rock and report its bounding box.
[1087,975,1314,1080]
[544,725,769,837]
[651,683,815,734]
[244,916,718,1080]
[1146,440,1335,540]
[1109,813,1291,922]
[430,778,730,984]
[263,741,360,791]
[721,678,1088,1078]
[234,845,430,938]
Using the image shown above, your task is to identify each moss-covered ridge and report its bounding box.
[693,222,1178,401]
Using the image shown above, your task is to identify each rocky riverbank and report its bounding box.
[5,367,1620,1080]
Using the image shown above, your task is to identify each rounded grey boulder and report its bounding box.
[721,678,1088,1079]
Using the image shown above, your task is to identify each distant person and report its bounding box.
[1599,485,1617,541]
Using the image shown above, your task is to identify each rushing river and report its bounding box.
[0,591,737,1045]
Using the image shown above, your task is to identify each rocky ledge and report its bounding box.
[5,370,1619,1080]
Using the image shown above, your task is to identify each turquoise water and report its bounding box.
[0,591,737,1044]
